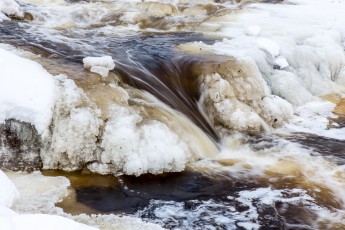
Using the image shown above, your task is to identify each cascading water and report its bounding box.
[1,0,345,229]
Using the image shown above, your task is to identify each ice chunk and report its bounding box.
[274,56,289,69]
[83,56,115,78]
[245,26,261,36]
[257,38,280,58]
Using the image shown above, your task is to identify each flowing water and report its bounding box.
[1,0,345,229]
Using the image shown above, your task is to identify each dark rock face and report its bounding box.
[0,119,42,170]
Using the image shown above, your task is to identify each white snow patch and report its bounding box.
[0,207,97,230]
[0,0,23,21]
[245,26,261,36]
[282,100,345,140]
[6,171,163,230]
[0,171,96,230]
[0,47,56,134]
[0,170,19,208]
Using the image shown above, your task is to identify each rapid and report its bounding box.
[1,0,345,229]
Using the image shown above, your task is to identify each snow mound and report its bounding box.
[0,0,23,21]
[0,207,97,230]
[0,48,56,134]
[0,171,97,230]
[83,56,115,78]
[0,170,19,208]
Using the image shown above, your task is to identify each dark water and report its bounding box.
[42,169,329,229]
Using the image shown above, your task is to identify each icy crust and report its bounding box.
[41,76,102,171]
[89,105,191,176]
[0,0,23,21]
[6,171,164,230]
[197,58,293,134]
[0,48,56,134]
[0,47,197,175]
[176,0,345,133]
[83,56,115,78]
[282,100,345,140]
[0,170,97,230]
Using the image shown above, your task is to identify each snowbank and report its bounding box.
[83,56,115,77]
[6,171,164,230]
[0,207,97,230]
[0,0,23,21]
[0,170,97,230]
[0,48,56,134]
[0,170,19,208]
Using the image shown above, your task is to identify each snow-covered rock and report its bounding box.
[0,0,23,21]
[0,48,56,135]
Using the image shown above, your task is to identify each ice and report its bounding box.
[0,0,23,21]
[83,56,115,78]
[41,76,102,171]
[0,48,56,134]
[245,26,261,36]
[91,105,192,176]
[257,37,280,58]
[197,59,293,133]
[0,171,97,230]
[6,171,164,230]
[281,100,345,140]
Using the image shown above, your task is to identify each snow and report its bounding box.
[0,0,23,21]
[281,100,345,140]
[0,170,19,208]
[0,207,97,230]
[83,56,115,77]
[245,26,261,36]
[0,48,56,134]
[0,170,97,230]
[6,171,164,230]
